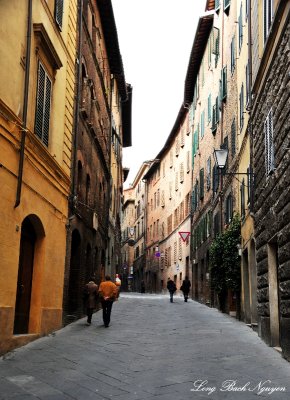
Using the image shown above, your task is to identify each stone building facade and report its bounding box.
[251,0,290,359]
[63,0,131,323]
[121,189,135,291]
[131,162,151,292]
[143,107,193,293]
[0,0,77,354]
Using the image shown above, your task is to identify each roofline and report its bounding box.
[143,14,214,181]
[184,13,214,104]
[96,0,128,101]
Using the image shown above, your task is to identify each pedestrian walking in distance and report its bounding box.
[115,274,121,299]
[167,277,177,303]
[98,275,118,327]
[83,276,99,325]
[180,276,191,302]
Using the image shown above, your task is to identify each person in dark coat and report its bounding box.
[167,277,177,303]
[83,276,99,325]
[180,276,191,302]
[140,280,145,293]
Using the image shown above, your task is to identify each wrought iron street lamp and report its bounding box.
[213,148,254,177]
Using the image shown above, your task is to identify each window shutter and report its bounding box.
[200,169,204,199]
[222,66,227,100]
[239,4,243,50]
[186,150,190,173]
[213,165,219,193]
[161,190,165,207]
[212,104,217,133]
[175,172,178,191]
[55,0,64,29]
[206,157,211,191]
[208,94,211,123]
[231,118,236,157]
[215,0,220,11]
[216,96,219,123]
[180,163,184,183]
[240,180,245,219]
[35,62,51,147]
[181,128,185,147]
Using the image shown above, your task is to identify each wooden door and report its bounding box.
[14,219,36,334]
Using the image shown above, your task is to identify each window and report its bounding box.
[186,150,190,173]
[240,179,246,219]
[224,0,230,13]
[181,128,185,147]
[264,108,274,175]
[230,36,236,74]
[239,83,244,130]
[263,0,273,44]
[238,4,243,51]
[35,62,52,147]
[167,215,172,234]
[200,169,204,199]
[213,212,220,237]
[54,0,64,30]
[180,163,184,183]
[212,165,219,193]
[213,27,220,67]
[215,0,221,12]
[231,118,236,158]
[208,94,212,123]
[221,66,227,100]
[175,172,178,191]
[225,194,233,224]
[161,190,165,207]
[174,242,177,263]
[206,157,211,191]
[212,104,217,133]
[178,238,182,260]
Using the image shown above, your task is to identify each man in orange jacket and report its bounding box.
[98,275,118,327]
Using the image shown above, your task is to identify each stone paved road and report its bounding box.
[1,293,290,400]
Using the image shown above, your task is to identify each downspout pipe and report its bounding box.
[248,0,254,213]
[14,0,32,208]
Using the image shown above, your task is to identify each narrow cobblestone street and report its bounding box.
[1,294,290,400]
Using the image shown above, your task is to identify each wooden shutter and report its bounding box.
[240,180,245,218]
[213,165,219,193]
[186,150,190,173]
[222,66,227,100]
[35,62,51,146]
[208,94,211,123]
[231,119,236,157]
[55,0,64,29]
[200,169,204,199]
[206,157,211,191]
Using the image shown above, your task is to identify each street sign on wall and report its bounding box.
[179,231,190,242]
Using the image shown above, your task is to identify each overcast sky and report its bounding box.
[111,0,206,187]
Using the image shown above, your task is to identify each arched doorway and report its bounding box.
[68,230,81,315]
[14,215,45,334]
